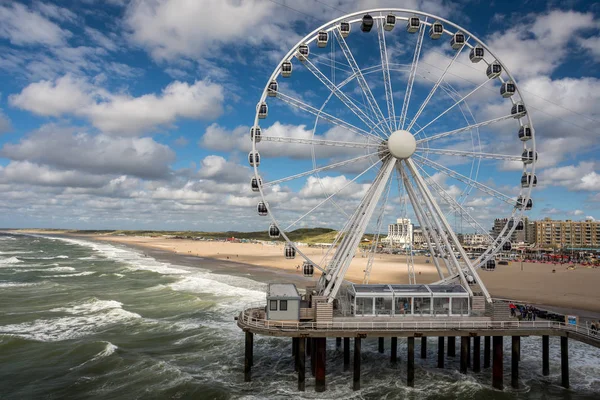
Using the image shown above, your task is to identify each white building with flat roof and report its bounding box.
[383,218,413,248]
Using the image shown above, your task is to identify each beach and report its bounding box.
[91,235,600,314]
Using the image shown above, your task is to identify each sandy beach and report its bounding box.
[90,235,600,313]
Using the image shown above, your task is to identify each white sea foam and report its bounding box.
[43,271,95,278]
[20,255,69,260]
[0,256,23,265]
[0,282,39,288]
[0,299,141,342]
[0,251,35,255]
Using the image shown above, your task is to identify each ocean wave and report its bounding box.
[0,299,141,342]
[69,341,119,371]
[0,282,39,288]
[19,255,69,260]
[0,256,23,266]
[0,250,36,255]
[42,271,95,278]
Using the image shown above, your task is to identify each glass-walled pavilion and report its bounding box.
[348,284,470,317]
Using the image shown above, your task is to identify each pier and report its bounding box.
[237,302,600,392]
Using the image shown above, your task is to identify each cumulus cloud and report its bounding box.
[1,125,176,179]
[0,109,11,133]
[540,161,600,192]
[9,75,225,135]
[0,161,108,188]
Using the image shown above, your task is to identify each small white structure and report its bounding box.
[266,283,301,321]
[383,218,413,247]
[348,284,470,317]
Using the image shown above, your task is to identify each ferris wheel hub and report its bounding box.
[387,130,416,159]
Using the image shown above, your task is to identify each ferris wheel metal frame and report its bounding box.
[249,8,537,305]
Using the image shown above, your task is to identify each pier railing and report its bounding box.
[239,303,600,341]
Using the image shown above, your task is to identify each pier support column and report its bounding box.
[311,338,316,377]
[336,337,341,349]
[542,335,549,376]
[315,338,326,392]
[293,338,298,371]
[492,336,503,390]
[307,338,311,357]
[484,336,491,369]
[421,337,427,359]
[244,331,253,382]
[460,336,468,374]
[448,336,456,357]
[407,337,415,387]
[466,336,471,368]
[353,338,361,391]
[561,336,569,389]
[511,336,520,389]
[343,337,350,372]
[437,337,445,368]
[298,337,305,391]
[473,336,481,373]
[391,337,398,363]
[378,337,384,354]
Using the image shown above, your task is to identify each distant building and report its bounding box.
[491,217,532,244]
[534,218,600,249]
[462,233,492,247]
[413,227,426,248]
[383,218,413,247]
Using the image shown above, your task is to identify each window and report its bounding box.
[356,297,373,315]
[270,300,277,311]
[280,300,288,311]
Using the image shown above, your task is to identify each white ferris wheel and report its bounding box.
[249,9,536,304]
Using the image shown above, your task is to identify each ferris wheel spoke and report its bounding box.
[333,29,391,134]
[414,154,515,205]
[416,114,514,144]
[399,164,446,280]
[413,161,494,241]
[399,18,427,130]
[377,17,397,131]
[407,39,469,132]
[413,78,491,137]
[262,152,387,188]
[312,53,353,74]
[362,175,392,284]
[301,58,389,138]
[262,136,379,149]
[276,91,382,142]
[416,148,522,162]
[284,157,382,231]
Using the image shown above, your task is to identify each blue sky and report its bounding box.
[0,0,598,233]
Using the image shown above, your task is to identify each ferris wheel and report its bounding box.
[249,9,536,303]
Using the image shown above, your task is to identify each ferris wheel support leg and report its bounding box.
[406,159,491,302]
[404,160,474,297]
[400,165,445,280]
[323,158,397,302]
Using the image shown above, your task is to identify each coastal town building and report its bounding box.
[534,218,600,250]
[461,233,492,247]
[491,217,534,244]
[383,218,413,247]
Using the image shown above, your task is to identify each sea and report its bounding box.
[1,232,599,400]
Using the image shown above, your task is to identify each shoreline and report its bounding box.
[6,230,600,317]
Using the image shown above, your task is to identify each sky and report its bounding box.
[0,0,598,233]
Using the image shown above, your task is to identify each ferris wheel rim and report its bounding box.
[250,8,536,281]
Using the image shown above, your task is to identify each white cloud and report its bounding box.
[0,3,71,46]
[1,125,176,179]
[578,36,600,61]
[0,161,108,188]
[540,161,600,192]
[9,75,225,135]
[0,109,11,133]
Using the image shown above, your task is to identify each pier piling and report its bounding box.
[421,337,427,359]
[460,336,468,374]
[407,337,415,387]
[448,336,456,357]
[343,337,350,371]
[336,337,341,349]
[244,331,253,382]
[473,336,481,373]
[492,336,503,390]
[311,338,316,377]
[542,335,549,376]
[378,337,384,353]
[512,336,520,389]
[292,338,298,371]
[298,337,305,391]
[391,337,398,363]
[484,336,491,368]
[353,337,361,391]
[466,336,471,368]
[437,337,445,368]
[561,336,569,389]
[315,338,326,392]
